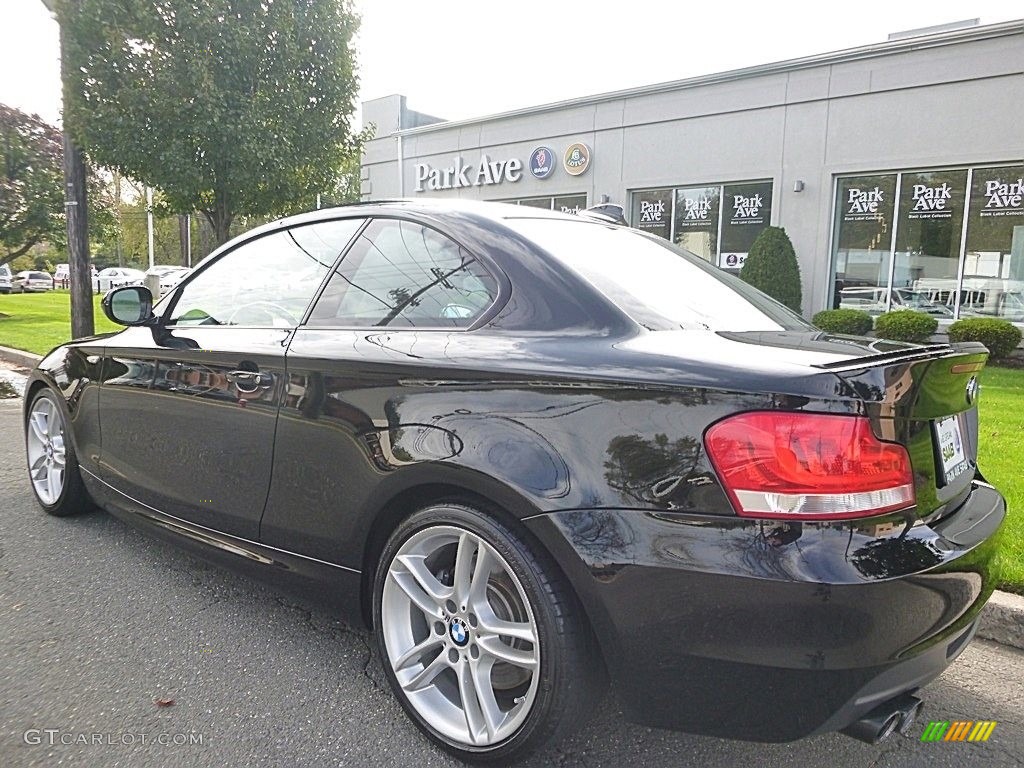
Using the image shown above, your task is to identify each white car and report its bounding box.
[54,263,100,289]
[94,268,146,294]
[12,271,54,293]
[0,264,11,294]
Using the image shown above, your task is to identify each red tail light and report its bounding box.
[704,412,915,520]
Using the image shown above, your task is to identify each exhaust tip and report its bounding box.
[841,694,924,744]
[897,696,923,735]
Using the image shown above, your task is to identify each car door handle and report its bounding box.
[227,370,273,390]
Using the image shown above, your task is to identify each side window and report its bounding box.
[169,218,363,326]
[306,219,499,328]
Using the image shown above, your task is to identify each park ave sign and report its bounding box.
[414,155,524,192]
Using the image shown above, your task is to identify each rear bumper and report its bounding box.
[526,481,1005,741]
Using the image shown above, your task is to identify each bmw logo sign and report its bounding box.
[449,617,469,647]
[529,146,555,179]
[966,375,980,405]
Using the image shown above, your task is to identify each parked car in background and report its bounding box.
[54,263,100,290]
[0,264,12,294]
[93,267,146,294]
[21,201,1005,763]
[839,286,953,316]
[12,270,54,293]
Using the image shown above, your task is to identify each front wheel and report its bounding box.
[373,503,601,763]
[25,389,92,516]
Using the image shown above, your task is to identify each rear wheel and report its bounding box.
[25,389,91,516]
[373,503,600,763]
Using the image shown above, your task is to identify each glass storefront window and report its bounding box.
[962,165,1024,322]
[503,194,588,213]
[720,181,773,271]
[630,180,773,268]
[830,164,1024,326]
[632,189,672,240]
[673,186,720,263]
[553,194,587,214]
[891,169,966,319]
[832,174,897,314]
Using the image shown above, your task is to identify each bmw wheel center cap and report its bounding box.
[449,617,469,647]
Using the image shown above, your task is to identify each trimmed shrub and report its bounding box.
[948,318,1022,359]
[739,226,802,313]
[811,308,873,335]
[874,310,939,343]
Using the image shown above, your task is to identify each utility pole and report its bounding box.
[44,0,93,337]
[146,187,155,269]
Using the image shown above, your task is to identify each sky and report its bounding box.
[1,0,1021,129]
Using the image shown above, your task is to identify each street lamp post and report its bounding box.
[42,0,94,337]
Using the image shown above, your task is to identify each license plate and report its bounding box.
[935,415,970,484]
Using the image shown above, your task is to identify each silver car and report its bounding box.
[12,271,54,293]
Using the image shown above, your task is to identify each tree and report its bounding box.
[739,225,803,313]
[60,0,364,246]
[0,104,64,265]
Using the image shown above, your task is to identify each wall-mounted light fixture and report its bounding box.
[599,194,610,204]
[793,180,805,193]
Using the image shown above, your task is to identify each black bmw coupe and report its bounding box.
[23,201,1005,763]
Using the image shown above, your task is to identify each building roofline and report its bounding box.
[389,17,1024,138]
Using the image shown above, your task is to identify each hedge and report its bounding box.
[947,318,1022,358]
[874,310,938,343]
[811,309,873,335]
[739,226,802,313]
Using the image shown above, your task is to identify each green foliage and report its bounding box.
[0,104,64,264]
[60,0,365,245]
[811,308,873,335]
[739,226,802,313]
[948,318,1022,359]
[874,310,938,343]
[1,103,118,267]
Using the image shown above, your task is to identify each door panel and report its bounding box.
[100,326,288,539]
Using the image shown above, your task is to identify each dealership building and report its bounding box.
[361,18,1024,325]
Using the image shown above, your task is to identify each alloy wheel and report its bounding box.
[381,525,540,748]
[26,396,67,506]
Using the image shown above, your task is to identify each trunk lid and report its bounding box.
[815,340,989,520]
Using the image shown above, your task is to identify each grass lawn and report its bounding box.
[978,365,1024,594]
[0,291,1021,589]
[0,290,120,356]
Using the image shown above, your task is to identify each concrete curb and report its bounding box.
[977,590,1024,651]
[0,345,42,369]
[0,342,1021,650]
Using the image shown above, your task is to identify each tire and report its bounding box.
[372,503,602,763]
[25,389,92,516]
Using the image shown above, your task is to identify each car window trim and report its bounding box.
[161,215,369,330]
[296,214,511,333]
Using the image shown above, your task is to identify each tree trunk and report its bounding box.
[178,214,190,266]
[204,186,233,247]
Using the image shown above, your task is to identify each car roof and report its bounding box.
[240,199,582,240]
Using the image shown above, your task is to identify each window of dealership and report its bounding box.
[831,163,1024,323]
[501,194,588,214]
[631,181,774,271]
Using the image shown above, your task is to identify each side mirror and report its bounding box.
[102,285,155,326]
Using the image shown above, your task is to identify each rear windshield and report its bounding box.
[505,217,810,332]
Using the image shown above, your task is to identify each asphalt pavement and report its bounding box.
[1,398,1022,768]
